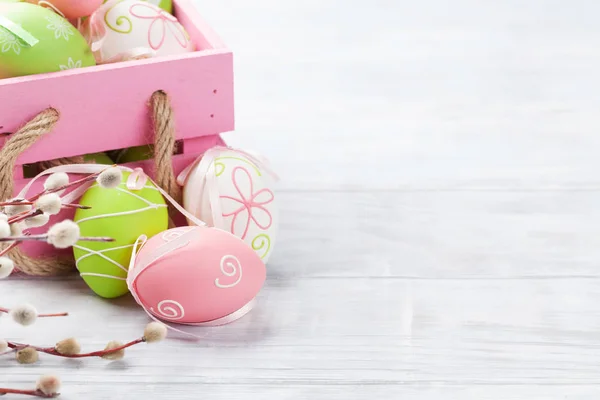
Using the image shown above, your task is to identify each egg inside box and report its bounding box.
[0,0,235,262]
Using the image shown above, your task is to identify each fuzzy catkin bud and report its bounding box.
[25,213,50,229]
[10,304,38,326]
[0,339,8,352]
[47,220,80,249]
[44,172,69,191]
[143,322,168,343]
[0,220,10,239]
[4,199,31,217]
[36,375,61,396]
[97,167,123,189]
[16,347,39,364]
[35,193,62,215]
[0,257,15,279]
[55,338,81,356]
[101,341,125,360]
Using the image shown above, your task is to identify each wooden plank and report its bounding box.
[270,191,600,279]
[2,277,600,398]
[3,0,600,398]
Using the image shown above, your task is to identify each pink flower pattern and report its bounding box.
[129,3,189,50]
[220,167,274,240]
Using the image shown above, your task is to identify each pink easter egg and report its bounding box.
[128,226,266,325]
[44,0,104,19]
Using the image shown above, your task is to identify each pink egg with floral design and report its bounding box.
[127,226,266,325]
[82,0,194,64]
[179,147,279,264]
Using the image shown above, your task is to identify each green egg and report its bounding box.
[83,152,114,165]
[0,2,95,78]
[114,145,154,164]
[102,0,172,13]
[73,171,168,298]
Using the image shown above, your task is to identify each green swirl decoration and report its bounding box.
[214,157,261,177]
[104,0,133,34]
[214,161,226,177]
[251,234,271,260]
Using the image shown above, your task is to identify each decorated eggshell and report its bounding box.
[43,0,104,19]
[181,148,279,263]
[103,0,172,13]
[0,2,96,78]
[83,152,114,164]
[73,170,169,299]
[128,226,266,324]
[114,144,154,163]
[85,0,193,64]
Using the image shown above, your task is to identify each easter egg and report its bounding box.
[128,226,266,324]
[180,148,279,263]
[114,144,154,163]
[83,152,114,164]
[73,170,169,298]
[0,2,96,78]
[85,0,193,64]
[44,0,104,19]
[103,0,172,13]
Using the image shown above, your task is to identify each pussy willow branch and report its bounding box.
[0,307,68,317]
[0,388,57,398]
[28,167,113,202]
[0,236,114,243]
[6,338,144,358]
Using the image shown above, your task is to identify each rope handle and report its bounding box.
[0,90,181,276]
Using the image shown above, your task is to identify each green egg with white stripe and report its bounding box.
[73,171,168,298]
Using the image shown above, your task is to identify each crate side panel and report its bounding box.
[0,51,234,165]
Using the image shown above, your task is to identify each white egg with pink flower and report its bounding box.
[82,0,194,64]
[178,147,279,264]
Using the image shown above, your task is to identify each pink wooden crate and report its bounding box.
[0,0,234,183]
[0,0,234,262]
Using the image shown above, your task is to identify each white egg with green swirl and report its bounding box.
[181,147,279,264]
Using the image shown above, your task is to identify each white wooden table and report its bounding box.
[3,0,599,398]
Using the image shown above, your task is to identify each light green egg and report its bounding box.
[102,0,172,13]
[83,152,114,165]
[114,145,154,164]
[73,171,168,299]
[0,2,95,78]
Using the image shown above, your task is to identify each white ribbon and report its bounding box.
[18,164,206,227]
[176,146,280,233]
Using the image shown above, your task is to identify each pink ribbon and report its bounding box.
[18,163,255,339]
[126,168,148,190]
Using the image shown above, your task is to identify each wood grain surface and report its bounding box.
[2,0,599,398]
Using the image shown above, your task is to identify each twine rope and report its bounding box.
[0,90,181,276]
[150,90,182,210]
